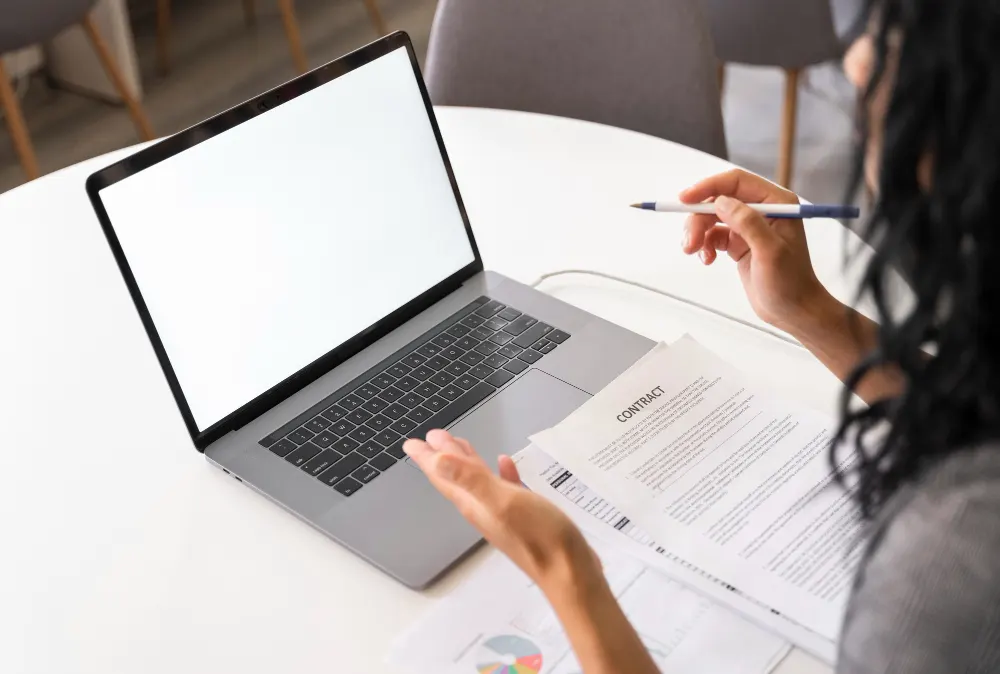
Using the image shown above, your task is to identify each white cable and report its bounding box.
[529,268,805,349]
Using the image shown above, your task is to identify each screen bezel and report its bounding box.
[86,32,484,451]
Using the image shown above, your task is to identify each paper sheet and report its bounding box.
[388,535,789,674]
[530,337,862,642]
[514,445,835,663]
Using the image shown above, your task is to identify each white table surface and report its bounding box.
[0,107,863,674]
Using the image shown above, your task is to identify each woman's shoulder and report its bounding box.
[837,444,1000,674]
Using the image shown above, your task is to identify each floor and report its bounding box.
[0,0,857,203]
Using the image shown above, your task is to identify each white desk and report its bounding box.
[0,107,856,674]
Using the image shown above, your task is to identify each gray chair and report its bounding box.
[0,0,154,181]
[425,0,728,159]
[704,0,863,187]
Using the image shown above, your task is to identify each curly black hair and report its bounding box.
[834,0,1000,517]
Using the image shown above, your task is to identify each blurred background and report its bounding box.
[0,0,858,202]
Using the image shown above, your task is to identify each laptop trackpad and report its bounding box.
[432,369,592,465]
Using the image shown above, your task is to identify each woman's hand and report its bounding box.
[679,169,836,334]
[403,430,600,592]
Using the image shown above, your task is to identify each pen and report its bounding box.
[629,202,860,220]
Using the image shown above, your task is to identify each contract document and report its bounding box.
[530,337,863,642]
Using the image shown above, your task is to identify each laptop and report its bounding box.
[86,32,653,588]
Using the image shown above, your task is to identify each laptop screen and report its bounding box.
[97,46,476,433]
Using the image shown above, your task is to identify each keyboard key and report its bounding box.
[400,353,426,368]
[426,354,450,370]
[361,396,389,414]
[443,361,470,377]
[399,392,424,408]
[407,406,434,424]
[269,438,297,457]
[488,331,514,345]
[504,358,529,374]
[320,452,366,486]
[547,330,571,344]
[287,428,314,445]
[484,318,507,331]
[385,382,497,454]
[439,385,463,401]
[497,307,522,321]
[387,363,411,379]
[391,417,418,435]
[332,437,360,454]
[373,429,402,446]
[371,373,396,389]
[454,374,478,390]
[366,414,392,431]
[349,425,376,443]
[410,365,435,381]
[354,383,380,400]
[536,340,558,354]
[431,333,456,348]
[416,342,442,358]
[394,375,419,392]
[330,419,356,436]
[469,364,496,379]
[302,449,341,476]
[423,395,447,412]
[286,442,322,467]
[383,403,408,420]
[446,323,471,338]
[378,386,404,402]
[454,336,479,350]
[385,439,408,458]
[483,354,508,369]
[370,453,397,471]
[352,464,380,484]
[333,476,363,496]
[462,313,486,328]
[345,408,372,425]
[513,322,553,348]
[486,369,515,388]
[499,345,523,360]
[459,350,486,366]
[414,381,441,398]
[440,345,464,360]
[430,371,456,386]
[338,394,365,411]
[470,327,494,342]
[356,441,384,459]
[503,315,538,336]
[305,416,331,433]
[474,300,506,317]
[518,349,543,364]
[313,431,337,448]
[321,405,348,423]
[470,295,491,307]
[474,341,500,355]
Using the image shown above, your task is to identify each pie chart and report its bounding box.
[475,634,544,674]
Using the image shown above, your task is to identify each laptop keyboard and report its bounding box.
[259,296,571,497]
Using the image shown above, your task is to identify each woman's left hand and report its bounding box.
[404,430,600,591]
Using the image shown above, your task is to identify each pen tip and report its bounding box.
[629,203,642,209]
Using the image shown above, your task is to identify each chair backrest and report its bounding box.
[700,0,847,68]
[425,0,728,159]
[0,0,96,54]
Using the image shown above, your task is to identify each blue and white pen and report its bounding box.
[630,202,860,219]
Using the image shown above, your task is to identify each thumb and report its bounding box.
[714,196,776,255]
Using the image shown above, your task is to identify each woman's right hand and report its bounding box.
[678,169,835,334]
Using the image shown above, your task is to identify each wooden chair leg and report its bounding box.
[156,0,171,76]
[81,15,155,141]
[0,60,40,180]
[777,67,800,189]
[363,0,388,36]
[243,0,257,26]
[277,0,308,74]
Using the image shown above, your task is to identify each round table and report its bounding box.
[0,107,856,674]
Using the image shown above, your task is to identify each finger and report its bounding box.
[453,435,476,457]
[425,429,469,458]
[683,214,718,254]
[497,455,521,484]
[704,225,730,253]
[403,438,436,469]
[714,196,777,254]
[699,246,717,266]
[679,168,797,206]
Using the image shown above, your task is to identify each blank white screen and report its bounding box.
[100,47,475,431]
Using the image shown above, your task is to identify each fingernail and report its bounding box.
[715,195,737,214]
[698,250,708,264]
[403,438,422,455]
[682,228,691,250]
